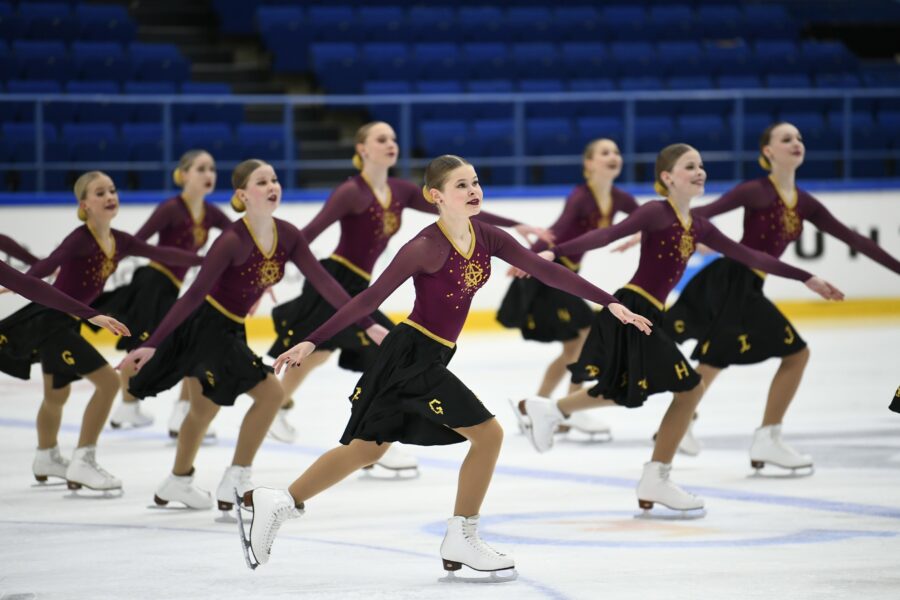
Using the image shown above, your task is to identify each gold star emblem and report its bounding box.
[99,257,116,281]
[382,211,399,237]
[257,259,283,288]
[193,224,208,248]
[463,261,484,289]
[782,207,800,236]
[677,231,695,261]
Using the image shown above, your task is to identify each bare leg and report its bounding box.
[651,381,705,464]
[288,439,389,503]
[232,373,283,466]
[78,365,120,447]
[178,378,190,401]
[37,374,71,449]
[279,350,332,409]
[763,347,810,426]
[537,328,589,397]
[694,363,723,392]
[556,388,617,417]
[118,362,138,404]
[452,418,504,517]
[172,378,220,475]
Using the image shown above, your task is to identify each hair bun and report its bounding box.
[653,181,668,197]
[758,155,772,171]
[421,185,435,204]
[230,193,246,212]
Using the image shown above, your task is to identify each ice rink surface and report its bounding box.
[1,321,898,600]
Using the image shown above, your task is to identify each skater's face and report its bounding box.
[430,164,482,217]
[762,123,805,170]
[181,152,217,197]
[239,164,281,215]
[661,149,706,199]
[584,139,622,180]
[356,123,399,170]
[81,174,119,222]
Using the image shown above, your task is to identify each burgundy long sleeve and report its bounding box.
[0,234,39,265]
[0,261,98,319]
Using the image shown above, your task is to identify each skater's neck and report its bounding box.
[768,166,796,194]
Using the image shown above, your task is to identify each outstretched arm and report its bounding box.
[692,184,753,220]
[0,234,39,265]
[123,234,204,267]
[25,231,85,279]
[552,203,663,259]
[133,202,177,241]
[300,184,363,243]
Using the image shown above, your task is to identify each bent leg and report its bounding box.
[37,374,71,449]
[652,381,705,464]
[233,373,283,466]
[763,346,810,426]
[279,349,332,408]
[172,378,220,475]
[452,418,504,516]
[79,364,120,447]
[288,439,389,504]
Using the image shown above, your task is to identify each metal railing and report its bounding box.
[1,87,898,191]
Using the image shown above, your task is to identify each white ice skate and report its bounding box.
[749,424,814,476]
[32,445,69,484]
[167,399,216,442]
[522,397,564,453]
[215,465,254,521]
[635,461,705,517]
[109,401,154,429]
[361,444,419,479]
[65,446,123,493]
[439,515,517,583]
[152,471,213,509]
[236,487,304,569]
[509,398,611,441]
[266,408,297,444]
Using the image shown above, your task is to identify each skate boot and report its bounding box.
[636,461,704,515]
[110,401,154,429]
[216,465,254,518]
[153,470,213,509]
[266,407,297,444]
[362,444,419,478]
[32,445,69,483]
[508,398,531,434]
[522,397,564,453]
[749,424,813,475]
[439,515,517,583]
[65,446,122,491]
[167,399,216,441]
[238,488,304,569]
[561,410,612,441]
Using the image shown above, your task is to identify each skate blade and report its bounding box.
[235,489,259,570]
[146,504,202,511]
[31,479,68,488]
[750,462,814,478]
[507,398,530,435]
[562,430,613,443]
[439,567,518,584]
[64,487,124,500]
[359,465,420,480]
[109,421,153,430]
[634,505,706,520]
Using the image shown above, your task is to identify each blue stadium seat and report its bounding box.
[618,76,664,91]
[124,81,177,121]
[71,41,129,83]
[505,7,552,42]
[634,115,676,152]
[310,43,363,93]
[472,119,513,156]
[236,124,284,162]
[525,117,574,156]
[462,43,508,80]
[457,7,503,41]
[362,80,410,123]
[13,40,71,82]
[799,41,855,74]
[743,4,796,39]
[357,6,405,42]
[406,7,454,42]
[178,82,241,125]
[754,40,801,74]
[18,2,76,42]
[215,0,260,36]
[766,73,812,88]
[129,43,190,83]
[75,5,136,43]
[257,6,309,71]
[568,78,616,92]
[646,5,694,41]
[5,79,63,122]
[740,113,775,150]
[122,122,164,187]
[600,6,647,40]
[509,43,558,79]
[704,42,756,76]
[666,75,714,90]
[359,43,409,80]
[411,43,461,81]
[717,74,763,90]
[467,80,514,118]
[0,3,19,41]
[307,6,356,37]
[419,119,469,157]
[610,42,658,77]
[877,111,900,146]
[178,123,239,161]
[576,116,625,146]
[414,80,463,120]
[656,42,703,75]
[551,6,602,42]
[695,5,742,40]
[676,115,732,151]
[815,73,862,88]
[65,80,129,124]
[559,42,608,79]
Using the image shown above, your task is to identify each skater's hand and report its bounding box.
[88,315,131,337]
[0,287,9,294]
[611,232,641,253]
[273,341,316,375]
[805,276,845,301]
[118,347,156,373]
[364,323,389,345]
[513,224,554,245]
[607,303,653,335]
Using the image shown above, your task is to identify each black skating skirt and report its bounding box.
[339,321,493,446]
[129,301,271,407]
[90,265,180,351]
[664,257,807,369]
[496,260,593,342]
[268,257,394,371]
[889,386,900,415]
[0,303,107,389]
[568,287,701,408]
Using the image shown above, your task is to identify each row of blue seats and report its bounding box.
[0,3,136,43]
[245,3,800,42]
[279,39,855,80]
[0,81,239,124]
[0,41,190,84]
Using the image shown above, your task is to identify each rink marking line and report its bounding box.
[3,417,900,522]
[0,519,569,600]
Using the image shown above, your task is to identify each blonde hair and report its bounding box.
[653,144,695,197]
[422,155,470,204]
[173,149,210,187]
[73,171,107,221]
[352,121,389,170]
[757,121,790,171]
[230,159,268,212]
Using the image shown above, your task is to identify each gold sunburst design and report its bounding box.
[781,207,800,236]
[99,257,116,281]
[382,211,399,237]
[257,258,283,288]
[463,261,484,289]
[192,224,208,248]
[677,231,695,261]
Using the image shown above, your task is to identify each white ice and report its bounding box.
[1,321,899,600]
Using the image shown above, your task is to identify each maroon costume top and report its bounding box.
[306,219,620,348]
[693,176,900,274]
[143,217,376,348]
[533,184,639,268]
[134,195,232,285]
[0,233,39,265]
[552,200,814,309]
[0,261,100,319]
[26,225,202,306]
[300,175,520,278]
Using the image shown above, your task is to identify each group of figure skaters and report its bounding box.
[1,119,898,582]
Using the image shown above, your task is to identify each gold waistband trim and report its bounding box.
[752,268,767,279]
[205,295,245,324]
[401,319,456,348]
[622,283,665,312]
[329,254,372,281]
[557,256,580,271]
[148,262,184,288]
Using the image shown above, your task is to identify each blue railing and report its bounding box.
[2,87,898,191]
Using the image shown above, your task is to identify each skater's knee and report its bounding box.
[467,418,504,448]
[188,395,219,423]
[351,440,389,463]
[43,387,70,407]
[784,346,810,367]
[87,366,120,397]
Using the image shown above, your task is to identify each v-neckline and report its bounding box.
[587,181,613,220]
[768,175,798,210]
[86,223,115,259]
[666,198,692,231]
[242,217,277,259]
[436,219,475,260]
[181,196,206,225]
[361,173,392,210]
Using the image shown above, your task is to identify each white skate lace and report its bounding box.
[50,448,69,467]
[658,464,700,501]
[81,449,114,481]
[462,522,505,558]
[264,504,300,556]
